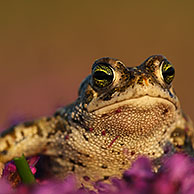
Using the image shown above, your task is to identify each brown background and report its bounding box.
[0,1,194,130]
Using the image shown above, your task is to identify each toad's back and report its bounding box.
[0,55,193,186]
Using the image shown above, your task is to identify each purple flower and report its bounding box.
[0,179,12,194]
[1,153,194,194]
[163,154,194,194]
[122,157,153,194]
[153,153,194,194]
[164,153,192,181]
[32,176,77,194]
[123,157,153,180]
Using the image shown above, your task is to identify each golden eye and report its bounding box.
[92,63,114,88]
[161,60,175,84]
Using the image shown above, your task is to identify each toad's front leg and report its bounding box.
[0,116,64,167]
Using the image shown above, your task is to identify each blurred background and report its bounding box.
[0,0,194,130]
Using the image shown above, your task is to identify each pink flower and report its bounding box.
[2,156,39,187]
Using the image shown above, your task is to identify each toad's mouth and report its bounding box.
[91,95,177,115]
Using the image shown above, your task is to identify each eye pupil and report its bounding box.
[161,61,175,84]
[93,71,113,81]
[163,66,175,77]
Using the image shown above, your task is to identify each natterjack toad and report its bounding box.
[0,55,193,186]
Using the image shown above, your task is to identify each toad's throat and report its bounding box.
[91,96,176,136]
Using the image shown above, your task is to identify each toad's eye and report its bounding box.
[92,63,114,88]
[161,60,175,84]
